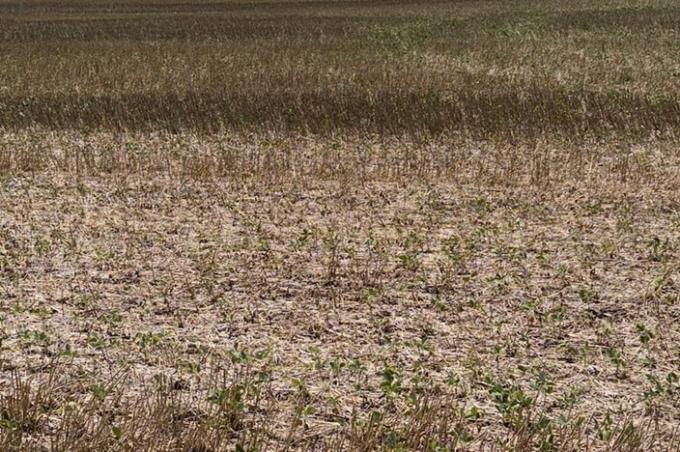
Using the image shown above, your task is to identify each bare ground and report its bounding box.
[0,133,678,450]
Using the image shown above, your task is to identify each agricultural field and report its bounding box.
[1,0,679,450]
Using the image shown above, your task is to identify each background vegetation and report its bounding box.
[1,0,679,139]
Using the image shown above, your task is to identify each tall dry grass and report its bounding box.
[0,0,678,139]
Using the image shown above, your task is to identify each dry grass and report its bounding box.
[1,0,679,138]
[1,0,680,450]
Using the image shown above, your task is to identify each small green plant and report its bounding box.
[178,360,200,374]
[59,343,79,358]
[398,232,423,273]
[229,344,270,365]
[594,412,614,442]
[486,377,533,428]
[605,347,627,379]
[642,372,678,413]
[441,235,465,266]
[17,329,51,348]
[380,365,402,398]
[135,330,168,349]
[361,286,383,305]
[329,359,346,380]
[308,346,325,370]
[90,384,108,402]
[465,405,483,420]
[648,236,672,262]
[578,287,599,304]
[635,322,655,345]
[87,333,110,350]
[294,404,316,429]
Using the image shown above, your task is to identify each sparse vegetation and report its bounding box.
[1,0,679,450]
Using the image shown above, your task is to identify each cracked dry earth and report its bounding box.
[1,170,679,448]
